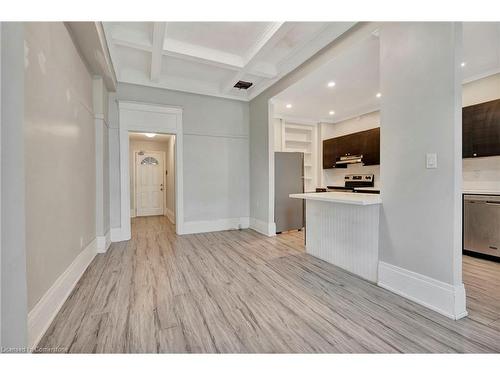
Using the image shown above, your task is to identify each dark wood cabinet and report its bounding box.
[322,128,380,169]
[463,99,500,158]
[362,127,380,165]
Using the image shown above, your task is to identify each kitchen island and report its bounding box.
[290,192,382,282]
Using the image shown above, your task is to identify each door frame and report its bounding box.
[115,101,184,240]
[133,150,166,218]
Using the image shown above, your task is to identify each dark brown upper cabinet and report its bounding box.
[322,128,380,169]
[463,98,500,158]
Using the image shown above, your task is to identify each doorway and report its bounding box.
[116,101,184,241]
[135,150,165,217]
[129,132,176,224]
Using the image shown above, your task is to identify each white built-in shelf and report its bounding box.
[280,121,318,192]
[286,139,311,144]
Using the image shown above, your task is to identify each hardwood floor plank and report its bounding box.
[37,216,500,353]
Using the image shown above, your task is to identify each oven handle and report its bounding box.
[486,201,500,205]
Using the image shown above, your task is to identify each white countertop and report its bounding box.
[290,192,382,206]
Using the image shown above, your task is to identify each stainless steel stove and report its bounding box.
[326,174,379,194]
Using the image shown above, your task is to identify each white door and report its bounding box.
[136,151,165,216]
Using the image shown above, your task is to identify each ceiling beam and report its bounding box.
[111,29,277,79]
[150,22,166,82]
[220,22,293,94]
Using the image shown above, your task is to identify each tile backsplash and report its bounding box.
[463,156,500,192]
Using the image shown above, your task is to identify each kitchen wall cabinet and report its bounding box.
[322,128,380,169]
[463,98,500,158]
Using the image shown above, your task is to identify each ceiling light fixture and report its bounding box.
[376,93,382,98]
[461,62,466,67]
[145,133,157,138]
[329,110,335,115]
[327,81,336,88]
[286,104,292,109]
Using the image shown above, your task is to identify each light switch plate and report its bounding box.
[426,153,437,169]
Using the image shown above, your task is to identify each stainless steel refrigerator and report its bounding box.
[274,152,305,233]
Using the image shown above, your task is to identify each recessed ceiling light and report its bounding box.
[329,110,335,115]
[145,133,156,138]
[461,62,466,67]
[286,104,292,109]
[327,81,336,88]
[376,92,382,98]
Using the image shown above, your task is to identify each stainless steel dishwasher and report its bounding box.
[463,194,500,259]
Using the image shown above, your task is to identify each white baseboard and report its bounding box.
[249,217,276,237]
[181,217,249,235]
[130,209,136,218]
[378,261,468,320]
[110,227,129,242]
[165,208,175,224]
[96,230,111,253]
[28,238,98,349]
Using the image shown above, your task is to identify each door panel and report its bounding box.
[136,151,165,216]
[275,152,304,233]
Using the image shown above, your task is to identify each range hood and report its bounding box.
[335,154,363,165]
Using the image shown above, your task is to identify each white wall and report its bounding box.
[24,22,96,311]
[109,83,249,230]
[378,23,465,318]
[1,22,28,348]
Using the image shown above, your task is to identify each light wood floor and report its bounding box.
[38,216,500,353]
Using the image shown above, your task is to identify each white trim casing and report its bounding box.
[96,230,111,253]
[182,217,249,235]
[28,239,98,349]
[110,227,125,242]
[378,261,468,320]
[249,217,276,237]
[165,208,175,224]
[117,101,184,239]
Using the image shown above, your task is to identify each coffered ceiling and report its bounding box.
[103,22,356,100]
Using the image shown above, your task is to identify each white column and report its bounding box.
[93,77,111,253]
[378,22,466,319]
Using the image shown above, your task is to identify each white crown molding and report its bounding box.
[462,67,500,85]
[119,69,249,102]
[378,261,468,320]
[274,114,320,126]
[247,22,357,100]
[28,239,97,349]
[66,22,117,92]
